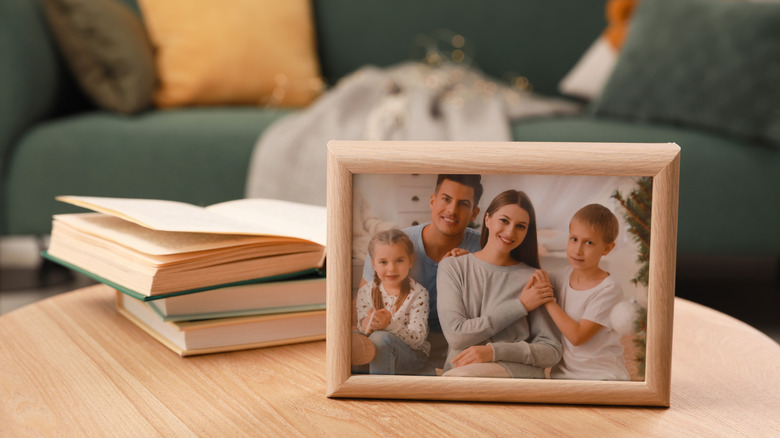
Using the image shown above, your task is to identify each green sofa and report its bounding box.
[1,0,778,260]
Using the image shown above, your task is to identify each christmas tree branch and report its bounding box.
[614,196,650,232]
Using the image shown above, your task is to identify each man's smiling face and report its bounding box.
[428,178,479,237]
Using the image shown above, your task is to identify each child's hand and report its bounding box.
[451,345,494,368]
[361,308,376,334]
[368,308,392,331]
[519,270,555,311]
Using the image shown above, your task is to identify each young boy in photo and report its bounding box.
[539,203,630,381]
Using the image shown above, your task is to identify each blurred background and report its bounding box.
[1,0,777,343]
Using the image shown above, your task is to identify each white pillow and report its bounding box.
[558,37,618,101]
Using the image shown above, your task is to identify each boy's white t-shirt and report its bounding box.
[550,266,630,381]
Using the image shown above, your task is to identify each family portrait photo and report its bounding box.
[349,173,650,382]
[325,140,678,406]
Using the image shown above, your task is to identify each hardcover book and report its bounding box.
[116,292,326,356]
[147,275,326,322]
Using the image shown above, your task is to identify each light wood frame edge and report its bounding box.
[326,140,680,406]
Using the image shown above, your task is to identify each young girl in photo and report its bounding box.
[356,229,431,375]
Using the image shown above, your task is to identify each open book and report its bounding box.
[44,196,326,299]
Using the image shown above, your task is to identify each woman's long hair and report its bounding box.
[368,229,415,312]
[479,190,540,268]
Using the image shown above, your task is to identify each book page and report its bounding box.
[57,196,325,243]
[53,214,278,255]
[207,199,326,246]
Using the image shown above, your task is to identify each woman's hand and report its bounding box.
[451,345,494,368]
[519,269,555,311]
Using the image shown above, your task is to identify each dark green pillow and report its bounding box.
[590,0,780,148]
[44,0,155,114]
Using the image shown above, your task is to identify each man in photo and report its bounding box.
[360,174,484,373]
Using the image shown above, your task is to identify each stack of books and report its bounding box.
[44,195,327,356]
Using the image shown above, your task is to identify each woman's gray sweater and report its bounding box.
[437,254,562,377]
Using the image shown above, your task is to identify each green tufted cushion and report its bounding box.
[590,0,780,148]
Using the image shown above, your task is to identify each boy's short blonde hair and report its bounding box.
[571,204,620,244]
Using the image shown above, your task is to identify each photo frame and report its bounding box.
[326,140,679,406]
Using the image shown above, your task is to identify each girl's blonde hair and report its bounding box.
[368,229,415,312]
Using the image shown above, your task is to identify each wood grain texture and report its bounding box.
[325,141,680,405]
[645,151,680,406]
[1,285,778,437]
[326,144,353,396]
[325,140,681,176]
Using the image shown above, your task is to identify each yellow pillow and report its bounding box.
[137,0,322,108]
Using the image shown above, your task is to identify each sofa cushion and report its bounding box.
[2,108,291,235]
[137,0,322,108]
[590,0,780,148]
[510,115,780,256]
[43,0,156,115]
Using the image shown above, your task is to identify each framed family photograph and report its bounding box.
[325,140,679,406]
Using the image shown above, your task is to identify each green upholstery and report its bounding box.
[0,0,139,174]
[511,116,780,255]
[0,0,64,175]
[4,108,290,234]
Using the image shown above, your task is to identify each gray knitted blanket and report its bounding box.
[245,62,581,205]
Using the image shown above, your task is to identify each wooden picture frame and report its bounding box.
[326,140,679,406]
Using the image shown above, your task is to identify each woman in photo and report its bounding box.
[437,190,561,378]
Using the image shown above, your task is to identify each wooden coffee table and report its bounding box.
[1,284,778,436]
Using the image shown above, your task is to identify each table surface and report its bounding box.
[1,285,778,437]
